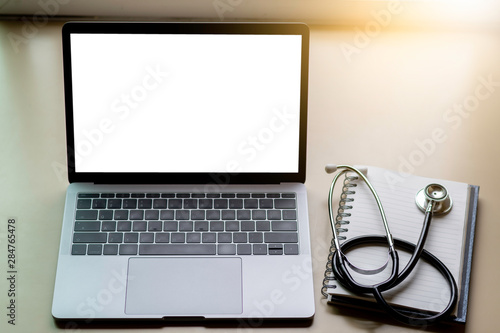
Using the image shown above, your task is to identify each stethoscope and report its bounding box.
[326,164,458,326]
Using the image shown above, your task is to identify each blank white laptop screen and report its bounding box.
[70,34,302,174]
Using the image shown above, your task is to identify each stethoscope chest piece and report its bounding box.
[415,183,452,215]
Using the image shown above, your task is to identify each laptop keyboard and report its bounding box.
[71,192,299,256]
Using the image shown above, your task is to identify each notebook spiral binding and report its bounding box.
[321,174,358,298]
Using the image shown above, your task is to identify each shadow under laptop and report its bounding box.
[54,317,314,330]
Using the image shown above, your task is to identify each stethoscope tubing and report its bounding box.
[327,165,458,326]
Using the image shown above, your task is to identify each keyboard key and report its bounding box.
[210,221,224,231]
[108,233,124,243]
[176,210,189,220]
[163,221,178,231]
[92,199,107,209]
[218,244,236,255]
[99,210,113,220]
[77,199,91,209]
[202,233,216,243]
[114,210,129,220]
[74,221,101,232]
[124,233,139,243]
[283,210,297,220]
[221,210,235,220]
[187,233,201,243]
[206,210,220,220]
[252,210,266,220]
[249,232,263,243]
[253,244,267,255]
[267,193,280,198]
[218,233,232,243]
[78,193,99,198]
[284,244,299,255]
[229,199,243,209]
[72,244,87,255]
[191,210,206,220]
[160,210,174,220]
[184,199,197,209]
[146,193,160,198]
[267,210,281,220]
[233,233,247,243]
[73,233,107,243]
[237,244,252,255]
[107,199,122,209]
[129,210,144,220]
[179,221,193,231]
[244,199,258,209]
[101,194,115,198]
[138,199,152,209]
[282,193,296,198]
[269,244,283,255]
[76,210,98,220]
[194,221,209,231]
[256,221,270,231]
[171,233,186,243]
[214,199,228,209]
[221,193,235,198]
[88,244,103,255]
[119,244,137,255]
[116,193,130,198]
[225,221,239,231]
[237,210,251,220]
[275,199,296,209]
[117,221,132,231]
[145,210,159,220]
[155,233,170,243]
[102,221,116,231]
[123,199,137,209]
[259,199,273,209]
[153,199,167,209]
[199,199,213,209]
[148,221,163,231]
[133,221,147,231]
[139,244,216,255]
[264,232,298,243]
[103,244,118,255]
[169,199,182,209]
[272,221,297,231]
[131,193,145,198]
[241,221,255,231]
[140,233,154,243]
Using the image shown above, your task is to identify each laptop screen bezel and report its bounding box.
[62,22,309,184]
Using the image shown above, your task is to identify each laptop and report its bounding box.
[52,21,314,321]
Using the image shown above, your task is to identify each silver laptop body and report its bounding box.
[52,22,314,321]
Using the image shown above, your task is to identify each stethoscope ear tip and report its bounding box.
[325,164,338,174]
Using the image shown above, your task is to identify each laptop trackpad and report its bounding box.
[125,257,242,316]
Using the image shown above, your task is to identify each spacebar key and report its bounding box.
[139,244,216,255]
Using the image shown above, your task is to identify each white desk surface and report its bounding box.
[1,20,500,333]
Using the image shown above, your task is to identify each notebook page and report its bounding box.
[328,166,468,313]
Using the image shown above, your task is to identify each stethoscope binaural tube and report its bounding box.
[326,165,458,326]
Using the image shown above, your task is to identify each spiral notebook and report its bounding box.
[322,166,479,324]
